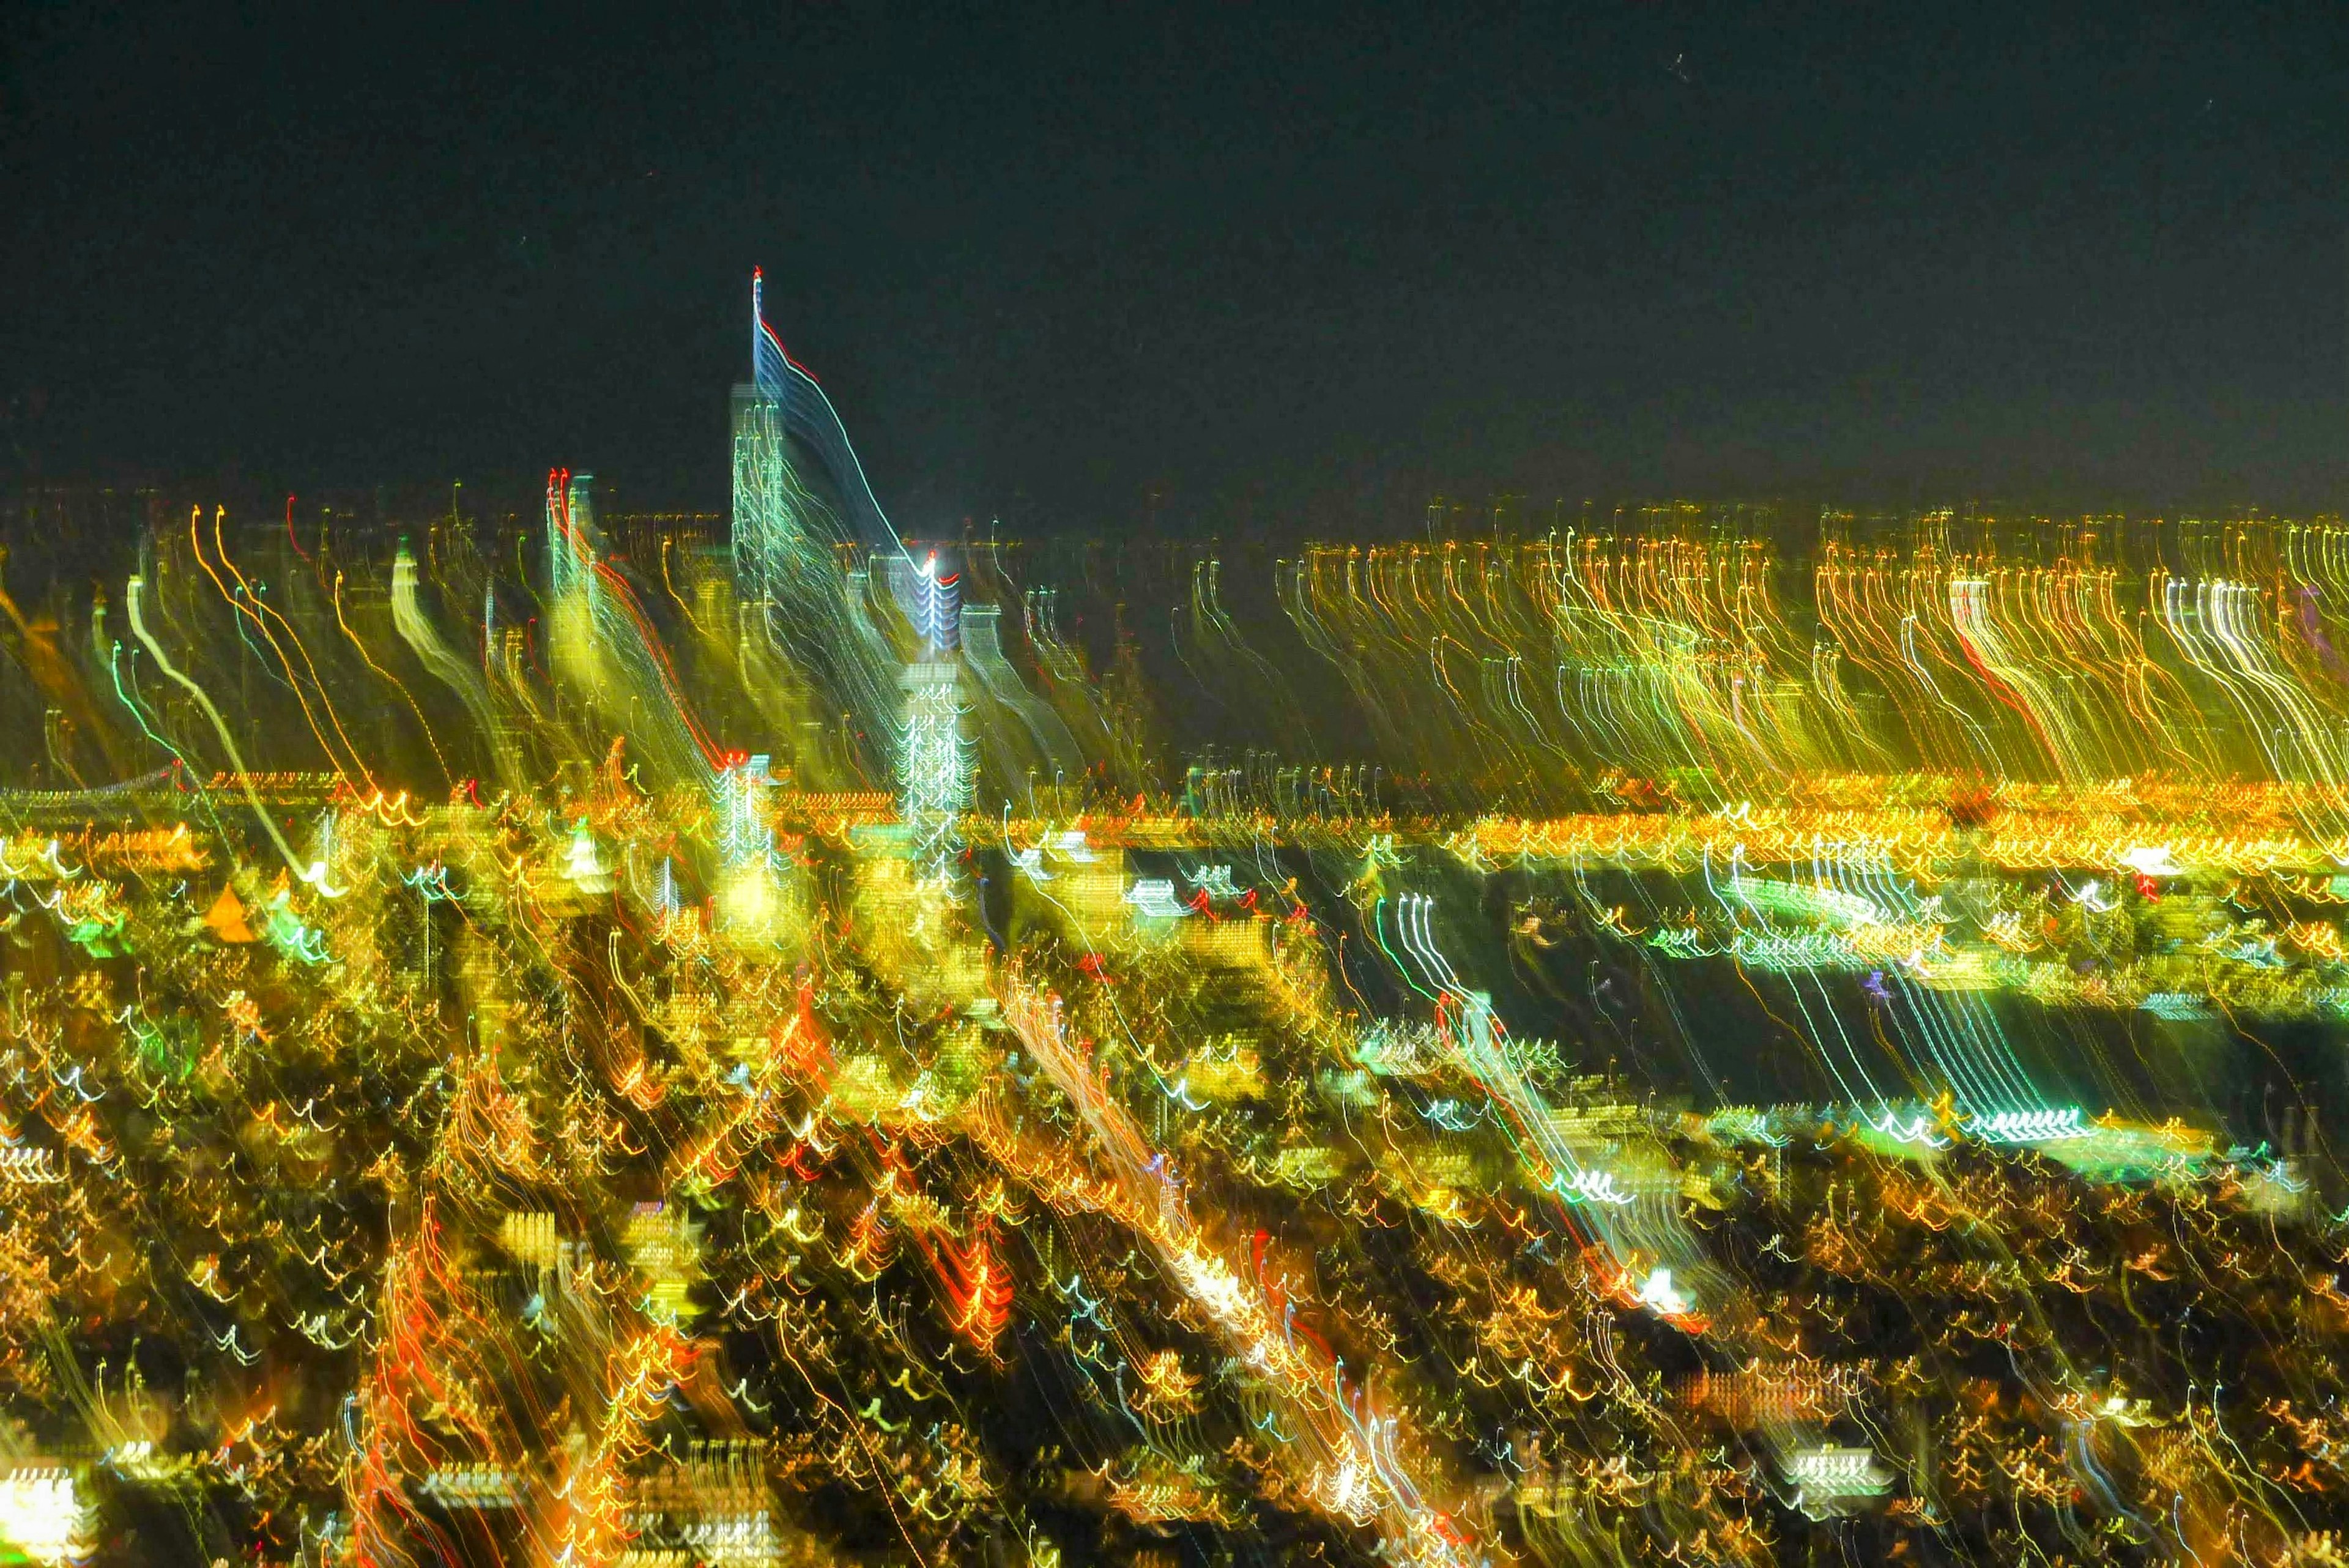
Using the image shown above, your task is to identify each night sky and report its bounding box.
[2,5,2342,528]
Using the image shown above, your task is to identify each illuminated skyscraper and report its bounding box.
[898,650,969,882]
[729,270,907,786]
[729,270,801,617]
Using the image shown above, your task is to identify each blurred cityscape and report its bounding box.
[0,281,2345,1566]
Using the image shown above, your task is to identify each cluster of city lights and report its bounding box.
[2,281,2348,1566]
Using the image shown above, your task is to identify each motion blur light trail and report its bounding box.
[4,282,2349,1564]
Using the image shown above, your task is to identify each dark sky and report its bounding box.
[2,4,2343,527]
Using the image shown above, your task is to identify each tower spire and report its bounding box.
[749,266,792,399]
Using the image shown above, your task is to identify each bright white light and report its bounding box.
[1188,864,1239,899]
[564,823,610,888]
[2121,844,2182,879]
[1785,1444,1893,1516]
[1635,1267,1690,1317]
[1971,1107,2088,1144]
[1125,879,1190,919]
[0,1470,87,1566]
[1559,1168,1633,1205]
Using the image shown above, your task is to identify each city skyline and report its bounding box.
[6,10,2349,1566]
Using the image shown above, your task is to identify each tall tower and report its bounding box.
[730,270,798,615]
[897,552,969,882]
[729,267,954,808]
